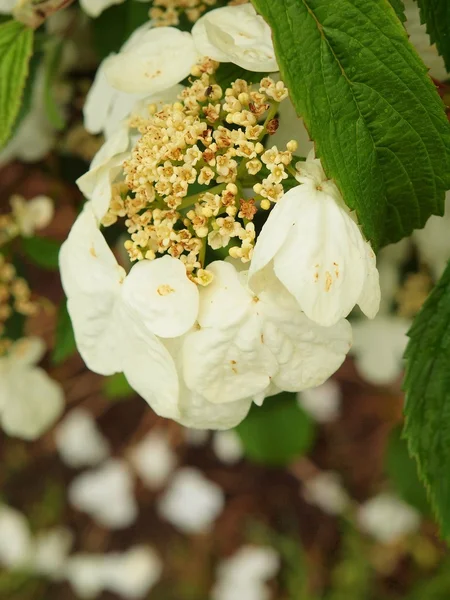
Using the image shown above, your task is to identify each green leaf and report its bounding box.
[404,259,450,537]
[389,0,406,21]
[251,0,450,247]
[236,392,315,466]
[21,236,61,270]
[52,300,76,365]
[0,20,34,149]
[385,425,430,514]
[416,0,450,74]
[92,0,150,60]
[103,373,134,400]
[43,39,65,130]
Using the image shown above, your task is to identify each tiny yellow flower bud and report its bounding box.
[253,183,263,194]
[260,199,271,210]
[287,140,298,152]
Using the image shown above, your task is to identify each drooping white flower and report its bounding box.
[66,546,162,599]
[0,338,64,440]
[10,194,54,237]
[351,316,410,385]
[192,4,278,72]
[249,152,380,327]
[297,379,341,423]
[68,459,137,529]
[212,430,244,464]
[183,261,352,404]
[128,429,177,488]
[413,192,450,281]
[358,493,421,544]
[54,408,110,468]
[213,546,279,600]
[31,527,73,580]
[104,24,199,95]
[0,504,33,568]
[303,472,349,515]
[157,467,224,533]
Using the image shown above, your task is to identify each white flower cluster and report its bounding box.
[60,3,382,430]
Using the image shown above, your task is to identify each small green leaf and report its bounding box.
[385,426,430,514]
[92,0,150,60]
[404,259,450,537]
[103,373,134,400]
[43,39,65,130]
[251,0,450,247]
[416,0,450,74]
[52,300,76,365]
[22,236,61,270]
[0,20,34,149]
[236,392,315,466]
[389,0,406,21]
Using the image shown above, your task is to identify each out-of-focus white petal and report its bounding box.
[358,493,421,543]
[193,4,278,72]
[129,429,177,488]
[0,505,32,568]
[79,0,125,18]
[157,468,224,533]
[55,408,110,468]
[0,0,16,13]
[122,256,199,338]
[1,367,64,440]
[357,243,381,320]
[212,430,243,464]
[32,527,73,580]
[7,337,45,367]
[297,379,341,423]
[102,546,162,599]
[413,193,450,280]
[68,460,137,529]
[10,194,54,237]
[303,472,349,515]
[65,554,106,599]
[104,27,198,95]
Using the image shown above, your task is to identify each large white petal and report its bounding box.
[104,27,199,95]
[122,256,199,338]
[83,57,117,134]
[191,16,230,63]
[357,243,381,319]
[1,367,64,440]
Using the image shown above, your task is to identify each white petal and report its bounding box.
[216,545,280,583]
[55,408,110,468]
[0,0,16,14]
[8,336,45,367]
[194,5,278,72]
[157,468,224,533]
[212,430,243,464]
[32,528,73,580]
[129,430,177,488]
[122,256,199,338]
[191,16,230,63]
[298,379,341,423]
[1,367,64,440]
[197,260,253,328]
[102,546,162,598]
[65,554,106,599]
[357,243,381,319]
[358,493,420,543]
[79,0,124,17]
[303,472,349,515]
[104,27,199,95]
[83,58,117,134]
[0,505,32,568]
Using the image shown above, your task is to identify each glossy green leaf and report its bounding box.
[22,236,61,270]
[103,373,134,400]
[404,259,450,536]
[0,20,34,148]
[416,0,450,73]
[236,392,315,466]
[251,0,450,247]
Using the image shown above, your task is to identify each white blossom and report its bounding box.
[157,468,224,533]
[249,152,380,327]
[79,0,149,18]
[358,493,421,544]
[413,193,450,281]
[192,4,278,72]
[212,430,244,464]
[0,338,64,440]
[68,459,138,529]
[0,504,33,568]
[297,379,341,423]
[31,527,73,580]
[54,408,110,468]
[10,194,54,237]
[213,546,279,600]
[0,0,16,13]
[183,261,352,403]
[129,429,177,488]
[303,472,349,516]
[351,316,410,385]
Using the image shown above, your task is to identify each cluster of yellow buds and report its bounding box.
[102,59,298,285]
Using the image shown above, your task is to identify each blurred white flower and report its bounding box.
[404,0,447,81]
[157,468,224,533]
[358,493,421,544]
[413,193,450,281]
[55,408,110,468]
[129,429,177,488]
[31,527,73,580]
[213,545,279,600]
[297,379,341,423]
[79,0,130,17]
[377,239,411,315]
[249,152,380,327]
[0,505,33,569]
[192,4,278,72]
[68,459,137,529]
[0,338,64,440]
[351,316,410,385]
[184,428,209,446]
[303,472,349,516]
[212,430,244,464]
[10,194,54,237]
[66,546,162,599]
[0,0,16,13]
